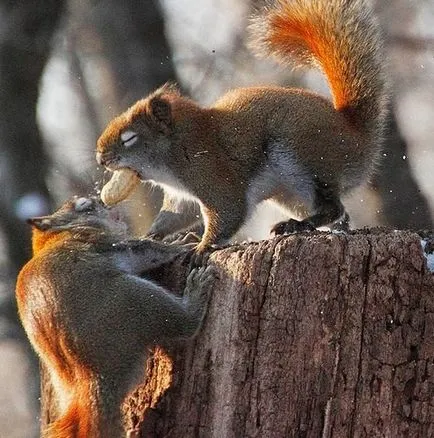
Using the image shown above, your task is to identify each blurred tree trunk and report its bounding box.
[0,0,64,280]
[87,0,181,107]
[40,231,434,437]
[0,2,65,431]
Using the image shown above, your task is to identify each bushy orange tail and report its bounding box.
[42,382,95,438]
[250,0,387,131]
[43,401,79,438]
[41,377,124,438]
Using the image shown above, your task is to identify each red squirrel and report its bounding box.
[96,0,388,252]
[16,197,211,437]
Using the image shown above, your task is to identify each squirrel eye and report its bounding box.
[75,197,93,212]
[121,130,138,148]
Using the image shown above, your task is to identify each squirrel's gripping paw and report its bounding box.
[163,230,202,246]
[185,266,217,304]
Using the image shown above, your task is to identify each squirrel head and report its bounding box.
[96,83,182,181]
[28,197,127,253]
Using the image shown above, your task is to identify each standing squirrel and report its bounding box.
[96,0,388,252]
[16,197,211,438]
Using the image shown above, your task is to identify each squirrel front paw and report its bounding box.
[184,266,217,314]
[163,230,202,245]
[146,232,164,241]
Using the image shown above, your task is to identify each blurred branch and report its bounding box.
[389,35,434,51]
[65,32,102,142]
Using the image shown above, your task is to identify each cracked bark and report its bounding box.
[41,230,434,437]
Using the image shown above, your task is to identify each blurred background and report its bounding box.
[0,0,433,436]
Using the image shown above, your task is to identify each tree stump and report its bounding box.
[41,230,434,437]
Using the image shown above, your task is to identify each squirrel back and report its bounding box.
[250,0,388,135]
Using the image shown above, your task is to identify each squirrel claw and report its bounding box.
[271,219,316,236]
[146,232,164,241]
[184,266,216,318]
[186,266,217,296]
[189,248,209,268]
[164,230,202,245]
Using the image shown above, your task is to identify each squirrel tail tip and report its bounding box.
[42,398,92,438]
[249,0,387,123]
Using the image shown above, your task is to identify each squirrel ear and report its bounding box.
[149,96,172,134]
[27,216,53,231]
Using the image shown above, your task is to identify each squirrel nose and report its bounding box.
[96,152,103,165]
[96,151,114,166]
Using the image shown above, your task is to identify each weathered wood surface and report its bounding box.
[42,230,434,437]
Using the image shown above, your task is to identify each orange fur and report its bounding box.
[31,229,72,255]
[43,378,94,438]
[269,12,351,109]
[16,228,100,438]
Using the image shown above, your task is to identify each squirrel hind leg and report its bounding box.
[271,186,348,235]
